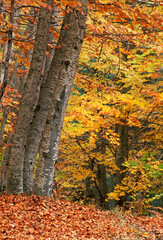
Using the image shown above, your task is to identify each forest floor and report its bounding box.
[0,194,162,239]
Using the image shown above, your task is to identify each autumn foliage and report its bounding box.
[0,0,163,233]
[56,0,163,210]
[0,1,163,240]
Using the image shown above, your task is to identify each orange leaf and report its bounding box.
[68,1,78,8]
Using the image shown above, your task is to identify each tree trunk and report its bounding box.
[115,123,128,206]
[96,164,107,209]
[0,110,8,192]
[34,0,88,195]
[23,7,58,192]
[34,86,68,195]
[6,1,52,194]
[0,0,14,100]
[10,7,37,92]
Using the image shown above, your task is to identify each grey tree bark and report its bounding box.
[0,110,8,191]
[23,6,58,192]
[0,0,14,100]
[6,1,52,194]
[33,0,88,196]
[10,7,37,92]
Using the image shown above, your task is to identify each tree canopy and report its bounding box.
[0,0,162,213]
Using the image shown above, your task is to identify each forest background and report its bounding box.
[0,0,163,215]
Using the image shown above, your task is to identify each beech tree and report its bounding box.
[0,0,88,195]
[6,0,53,194]
[33,0,88,196]
[24,0,88,194]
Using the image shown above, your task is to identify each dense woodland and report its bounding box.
[0,0,163,236]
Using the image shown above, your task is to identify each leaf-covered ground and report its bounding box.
[0,195,162,239]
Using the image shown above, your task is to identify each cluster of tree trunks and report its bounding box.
[1,0,88,195]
